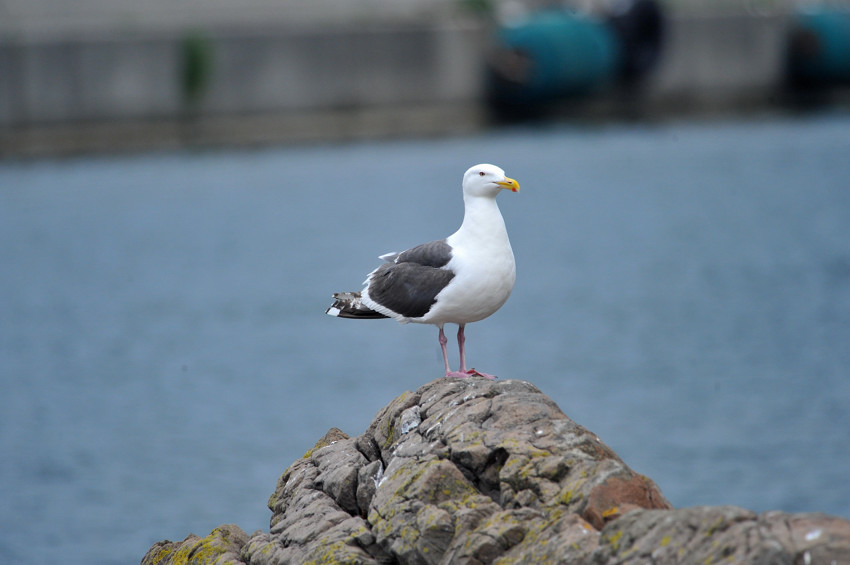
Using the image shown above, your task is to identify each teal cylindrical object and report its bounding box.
[489,10,621,104]
[787,7,850,85]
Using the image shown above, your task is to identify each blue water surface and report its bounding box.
[1,112,849,564]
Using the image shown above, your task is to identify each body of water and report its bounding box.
[1,112,849,564]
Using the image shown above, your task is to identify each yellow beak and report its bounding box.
[497,177,520,192]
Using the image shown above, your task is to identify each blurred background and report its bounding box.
[1,1,849,564]
[3,0,850,154]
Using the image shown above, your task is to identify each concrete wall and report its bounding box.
[0,13,799,154]
[200,25,487,114]
[646,14,788,104]
[0,23,488,127]
[1,36,179,125]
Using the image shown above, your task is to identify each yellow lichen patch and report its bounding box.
[167,538,200,565]
[462,429,484,442]
[497,437,551,460]
[553,475,586,509]
[438,492,480,516]
[660,535,672,547]
[304,540,353,565]
[148,526,245,565]
[705,517,727,537]
[383,417,396,449]
[389,458,439,497]
[255,543,275,558]
[302,427,350,459]
[391,458,476,504]
[501,454,527,471]
[605,530,624,552]
[145,545,176,565]
[479,510,524,535]
[492,508,594,564]
[189,532,230,563]
[601,507,620,519]
[398,524,421,547]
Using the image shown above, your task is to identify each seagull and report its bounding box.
[326,163,519,380]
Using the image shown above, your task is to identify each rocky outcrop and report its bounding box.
[142,378,850,564]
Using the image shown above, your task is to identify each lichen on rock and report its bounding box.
[141,524,248,565]
[142,377,850,564]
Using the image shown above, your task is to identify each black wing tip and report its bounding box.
[328,309,389,319]
[326,292,389,319]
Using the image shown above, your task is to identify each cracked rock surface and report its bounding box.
[141,378,850,564]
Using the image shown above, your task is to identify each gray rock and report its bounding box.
[141,524,248,565]
[356,459,384,517]
[591,505,850,565]
[400,405,422,435]
[141,378,850,565]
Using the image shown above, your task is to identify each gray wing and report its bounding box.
[380,239,453,268]
[367,260,455,319]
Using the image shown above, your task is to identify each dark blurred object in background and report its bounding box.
[486,0,665,113]
[786,5,850,89]
[608,0,665,84]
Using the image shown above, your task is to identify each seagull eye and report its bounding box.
[479,171,485,177]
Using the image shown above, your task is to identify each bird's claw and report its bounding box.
[466,368,497,380]
[445,369,497,380]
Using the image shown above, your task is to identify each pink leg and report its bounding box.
[441,325,471,379]
[458,324,497,380]
[441,324,496,380]
[438,326,452,376]
[457,324,467,372]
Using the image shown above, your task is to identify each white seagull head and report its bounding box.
[462,164,521,199]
